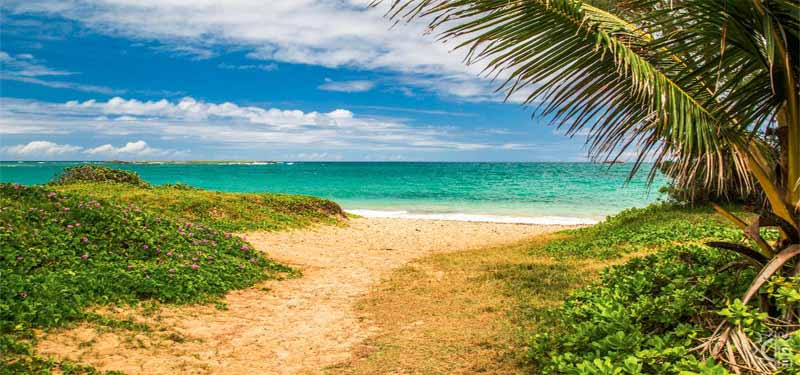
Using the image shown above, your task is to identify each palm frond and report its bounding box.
[377,0,758,192]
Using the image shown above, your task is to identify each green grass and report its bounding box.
[53,182,345,231]
[539,204,746,259]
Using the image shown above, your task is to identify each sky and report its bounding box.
[0,0,591,162]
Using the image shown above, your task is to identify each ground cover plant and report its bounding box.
[0,181,309,374]
[51,165,150,188]
[520,206,799,374]
[52,165,345,232]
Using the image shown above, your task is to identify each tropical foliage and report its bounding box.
[377,0,799,372]
[54,181,346,232]
[521,205,797,374]
[51,165,151,188]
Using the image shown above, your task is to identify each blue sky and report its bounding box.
[0,0,590,161]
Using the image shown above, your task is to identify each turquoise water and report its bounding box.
[0,162,668,224]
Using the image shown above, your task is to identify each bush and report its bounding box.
[540,204,744,259]
[526,205,798,374]
[51,165,150,187]
[529,245,752,374]
[657,161,763,206]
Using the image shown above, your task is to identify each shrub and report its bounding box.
[656,161,764,206]
[526,205,797,374]
[540,205,745,259]
[528,245,752,374]
[51,165,150,187]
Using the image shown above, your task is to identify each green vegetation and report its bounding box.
[51,165,151,188]
[509,205,799,374]
[0,166,346,374]
[540,205,744,259]
[50,165,345,232]
[0,183,295,373]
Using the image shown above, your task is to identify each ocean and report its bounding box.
[0,161,668,224]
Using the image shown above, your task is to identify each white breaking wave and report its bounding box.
[345,209,598,225]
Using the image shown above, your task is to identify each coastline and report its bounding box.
[345,208,599,225]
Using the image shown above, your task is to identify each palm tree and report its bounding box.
[375,0,799,372]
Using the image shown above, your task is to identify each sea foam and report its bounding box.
[345,209,598,225]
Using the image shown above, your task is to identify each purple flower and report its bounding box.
[66,224,74,230]
[240,245,249,251]
[192,257,198,262]
[166,252,173,257]
[191,263,199,270]
[250,257,256,263]
[81,237,89,243]
[48,192,57,198]
[143,244,149,250]
[80,254,89,260]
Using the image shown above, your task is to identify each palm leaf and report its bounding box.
[376,0,799,226]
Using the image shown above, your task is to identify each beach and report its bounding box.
[36,217,582,375]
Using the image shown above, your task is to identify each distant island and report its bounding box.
[107,160,279,165]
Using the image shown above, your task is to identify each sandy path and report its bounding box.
[37,218,575,374]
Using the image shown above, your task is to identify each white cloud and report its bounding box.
[2,140,83,156]
[2,75,124,95]
[0,52,75,77]
[0,52,124,94]
[0,96,530,153]
[318,78,375,93]
[84,140,177,158]
[63,96,357,129]
[3,0,509,100]
[2,139,182,159]
[217,62,277,71]
[290,152,344,161]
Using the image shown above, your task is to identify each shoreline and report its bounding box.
[345,208,600,225]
